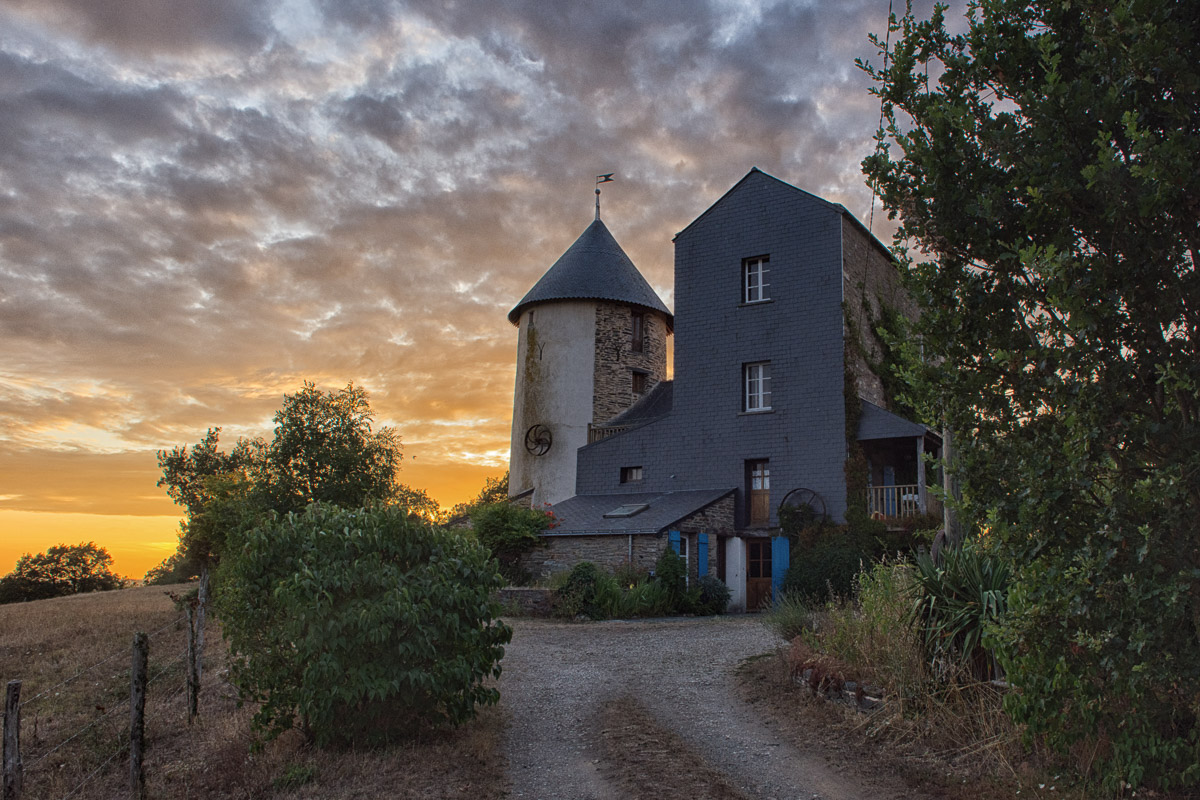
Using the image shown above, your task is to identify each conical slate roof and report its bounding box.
[508,219,673,329]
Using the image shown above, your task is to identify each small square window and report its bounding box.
[743,255,770,303]
[632,370,647,396]
[620,466,643,483]
[631,310,645,353]
[744,362,772,411]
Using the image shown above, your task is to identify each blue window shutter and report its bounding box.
[771,535,790,602]
[698,533,709,576]
[668,529,681,554]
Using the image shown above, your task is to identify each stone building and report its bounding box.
[508,168,940,610]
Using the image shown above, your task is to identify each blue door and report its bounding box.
[770,535,790,602]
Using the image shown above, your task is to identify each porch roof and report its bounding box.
[543,487,734,535]
[856,399,938,442]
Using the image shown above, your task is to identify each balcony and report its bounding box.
[865,484,940,519]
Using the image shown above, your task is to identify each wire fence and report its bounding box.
[3,585,212,800]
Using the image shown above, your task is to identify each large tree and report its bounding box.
[862,0,1199,790]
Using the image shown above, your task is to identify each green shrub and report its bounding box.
[910,538,1009,681]
[554,561,609,619]
[653,547,688,610]
[217,504,511,747]
[783,527,873,602]
[469,502,551,584]
[690,575,731,615]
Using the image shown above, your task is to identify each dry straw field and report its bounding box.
[0,584,508,799]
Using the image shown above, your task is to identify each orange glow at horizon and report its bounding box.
[2,461,506,579]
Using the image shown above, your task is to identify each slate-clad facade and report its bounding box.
[577,169,852,525]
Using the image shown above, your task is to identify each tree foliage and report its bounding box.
[258,382,402,515]
[217,504,511,746]
[157,382,428,572]
[0,542,124,603]
[863,0,1200,789]
[468,500,549,584]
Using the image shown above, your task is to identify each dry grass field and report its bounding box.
[0,583,509,800]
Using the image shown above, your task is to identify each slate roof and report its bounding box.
[544,488,734,535]
[602,379,673,427]
[508,218,674,329]
[856,399,937,441]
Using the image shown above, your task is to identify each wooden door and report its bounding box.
[747,539,773,611]
[748,460,770,527]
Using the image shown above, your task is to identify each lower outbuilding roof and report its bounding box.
[544,487,734,535]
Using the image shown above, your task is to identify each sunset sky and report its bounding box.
[0,0,950,577]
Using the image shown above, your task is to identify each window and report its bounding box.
[632,370,647,396]
[631,310,645,353]
[744,362,771,411]
[743,255,770,303]
[747,460,770,526]
[620,466,643,483]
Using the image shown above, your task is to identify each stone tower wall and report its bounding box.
[592,302,669,424]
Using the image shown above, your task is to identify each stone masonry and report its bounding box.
[592,301,669,423]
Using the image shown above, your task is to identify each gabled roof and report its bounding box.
[508,218,674,329]
[545,488,734,535]
[675,167,894,262]
[856,399,938,441]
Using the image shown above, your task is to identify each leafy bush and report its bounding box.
[653,546,687,610]
[217,504,511,746]
[690,575,731,616]
[911,539,1009,681]
[554,561,608,619]
[783,527,873,602]
[469,502,551,584]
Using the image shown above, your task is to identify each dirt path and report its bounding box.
[499,616,931,800]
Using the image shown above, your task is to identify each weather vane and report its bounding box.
[595,173,614,220]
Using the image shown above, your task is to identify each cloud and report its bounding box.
[0,0,951,520]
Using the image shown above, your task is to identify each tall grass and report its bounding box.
[787,560,1025,776]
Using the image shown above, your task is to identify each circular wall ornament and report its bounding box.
[524,424,553,456]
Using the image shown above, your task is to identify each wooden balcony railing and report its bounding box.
[865,484,924,518]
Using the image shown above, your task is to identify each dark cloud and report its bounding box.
[3,0,275,57]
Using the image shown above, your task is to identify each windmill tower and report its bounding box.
[508,186,672,506]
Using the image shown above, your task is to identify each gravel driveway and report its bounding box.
[499,616,925,800]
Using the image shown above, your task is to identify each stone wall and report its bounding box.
[675,494,735,536]
[592,302,669,424]
[840,216,917,409]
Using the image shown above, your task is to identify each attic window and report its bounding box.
[620,466,643,483]
[603,503,650,518]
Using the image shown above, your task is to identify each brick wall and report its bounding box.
[592,302,669,423]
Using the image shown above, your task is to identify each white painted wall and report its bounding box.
[509,301,597,506]
[725,536,747,612]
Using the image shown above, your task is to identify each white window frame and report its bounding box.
[743,255,770,303]
[620,466,643,483]
[744,362,772,412]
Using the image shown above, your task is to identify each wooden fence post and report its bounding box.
[129,633,147,800]
[185,607,198,723]
[3,680,20,800]
[196,565,208,685]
